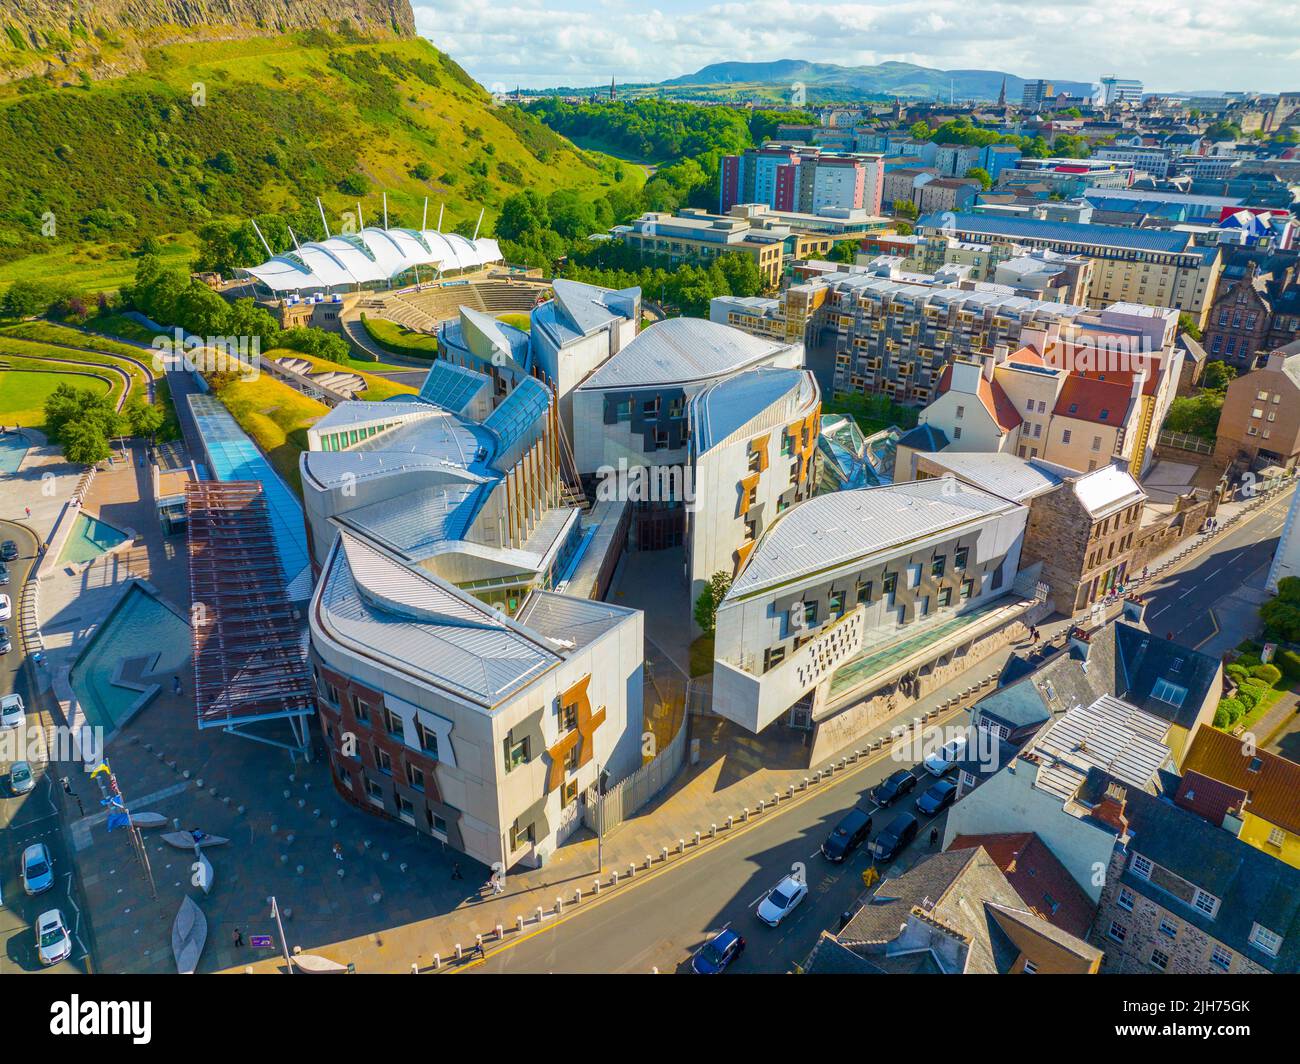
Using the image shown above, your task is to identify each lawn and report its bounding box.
[0,235,195,297]
[361,317,440,360]
[86,312,161,345]
[268,348,418,402]
[822,392,919,436]
[208,370,329,497]
[498,313,532,332]
[0,366,113,429]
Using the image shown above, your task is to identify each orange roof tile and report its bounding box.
[1182,725,1300,836]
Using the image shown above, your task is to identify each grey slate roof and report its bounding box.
[915,450,1064,502]
[896,423,948,452]
[919,211,1198,254]
[515,591,640,653]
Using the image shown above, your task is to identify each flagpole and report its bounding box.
[94,762,157,899]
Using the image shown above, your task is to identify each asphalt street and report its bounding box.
[467,746,949,974]
[0,518,90,974]
[1143,486,1294,650]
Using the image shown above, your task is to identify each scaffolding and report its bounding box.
[186,481,315,755]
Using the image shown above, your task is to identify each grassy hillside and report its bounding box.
[0,28,640,293]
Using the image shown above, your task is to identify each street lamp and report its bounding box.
[268,896,294,974]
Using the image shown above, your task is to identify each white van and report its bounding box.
[923,732,969,776]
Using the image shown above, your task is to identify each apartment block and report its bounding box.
[719,144,885,216]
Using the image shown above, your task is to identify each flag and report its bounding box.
[106,811,131,832]
[90,762,111,779]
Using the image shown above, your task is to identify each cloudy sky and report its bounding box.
[412,0,1300,94]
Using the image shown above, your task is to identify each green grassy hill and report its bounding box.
[0,27,638,293]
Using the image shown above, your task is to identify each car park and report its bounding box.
[872,812,920,862]
[36,909,72,966]
[923,733,968,776]
[22,842,54,895]
[821,807,873,862]
[872,768,918,806]
[9,760,34,795]
[691,926,745,973]
[756,874,808,927]
[916,778,958,817]
[1,693,24,729]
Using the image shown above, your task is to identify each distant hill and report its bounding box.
[0,0,630,289]
[660,58,1094,102]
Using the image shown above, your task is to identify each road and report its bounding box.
[0,518,91,974]
[464,488,1296,975]
[1142,485,1294,650]
[467,748,948,974]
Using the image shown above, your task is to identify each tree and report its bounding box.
[693,571,732,636]
[43,383,121,444]
[892,199,919,221]
[124,395,165,440]
[827,240,860,264]
[409,161,434,181]
[1261,577,1300,642]
[1163,393,1223,441]
[963,166,993,190]
[1202,361,1236,391]
[909,121,933,141]
[1177,312,1202,342]
[62,421,112,466]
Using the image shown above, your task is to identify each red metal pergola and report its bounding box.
[186,481,314,746]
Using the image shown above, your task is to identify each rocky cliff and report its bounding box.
[0,0,414,83]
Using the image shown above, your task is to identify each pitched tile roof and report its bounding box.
[1174,769,1250,828]
[949,832,1098,938]
[935,365,1022,430]
[1052,374,1135,426]
[1181,725,1300,836]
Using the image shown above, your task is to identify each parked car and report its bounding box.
[22,842,54,895]
[1,693,24,729]
[9,760,34,795]
[821,807,873,862]
[872,812,920,862]
[872,768,918,806]
[0,540,17,562]
[756,874,808,927]
[916,778,959,817]
[0,624,10,655]
[0,594,11,622]
[923,733,969,776]
[691,926,745,974]
[0,562,9,585]
[36,909,72,966]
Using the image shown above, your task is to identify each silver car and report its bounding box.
[21,842,53,895]
[9,760,34,795]
[36,909,71,966]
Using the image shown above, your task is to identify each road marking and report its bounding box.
[1194,610,1219,651]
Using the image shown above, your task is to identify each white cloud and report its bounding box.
[412,0,1300,92]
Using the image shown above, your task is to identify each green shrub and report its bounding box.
[1250,663,1282,686]
[1234,654,1263,671]
[1278,649,1300,680]
[1214,706,1231,729]
[1226,664,1251,685]
[1217,697,1245,725]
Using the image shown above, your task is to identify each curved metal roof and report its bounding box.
[237,226,502,292]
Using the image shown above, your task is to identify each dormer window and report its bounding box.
[1249,924,1282,957]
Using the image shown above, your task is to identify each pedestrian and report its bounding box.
[172,675,183,695]
[450,862,463,881]
[333,842,344,862]
[24,506,30,518]
[233,929,244,948]
[475,941,486,960]
[929,827,939,849]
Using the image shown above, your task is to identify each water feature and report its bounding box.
[0,434,29,475]
[58,512,131,566]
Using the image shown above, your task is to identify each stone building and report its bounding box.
[1213,340,1300,471]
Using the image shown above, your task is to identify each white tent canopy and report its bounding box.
[237,226,502,293]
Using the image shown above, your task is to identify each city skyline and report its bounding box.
[415,0,1300,96]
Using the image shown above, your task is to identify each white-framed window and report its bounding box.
[1108,920,1127,943]
[1249,923,1283,957]
[1130,853,1153,880]
[365,777,384,807]
[1159,917,1178,939]
[1022,960,1038,974]
[1117,886,1135,912]
[1209,944,1232,971]
[1149,948,1170,971]
[1267,827,1286,847]
[1193,888,1220,919]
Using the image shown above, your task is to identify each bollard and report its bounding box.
[660,846,669,862]
[628,862,635,878]
[556,896,564,913]
[726,815,733,829]
[788,784,796,799]
[740,808,748,822]
[645,854,652,870]
[574,889,582,904]
[593,878,601,894]
[758,799,765,813]
[516,915,525,932]
[454,943,463,960]
[411,963,419,975]
[496,924,504,941]
[678,838,685,854]
[433,953,440,970]
[611,870,619,885]
[694,830,701,844]
[536,906,544,923]
[803,777,811,790]
[710,823,717,838]
[773,792,781,803]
